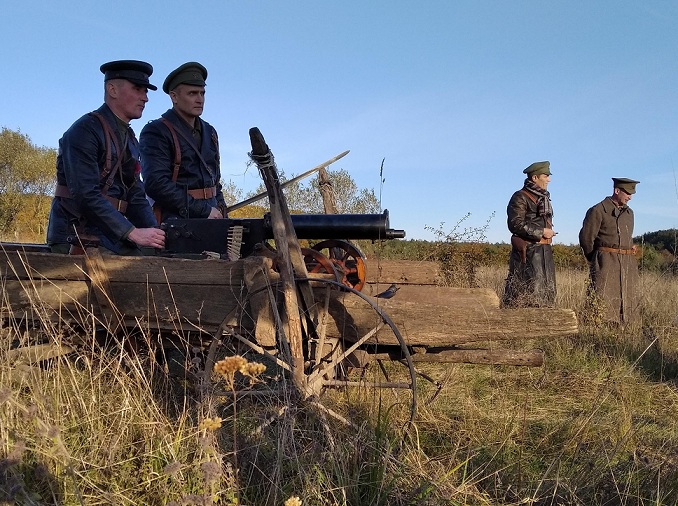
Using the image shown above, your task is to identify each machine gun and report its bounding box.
[160,210,405,290]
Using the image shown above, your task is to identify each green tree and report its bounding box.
[0,128,56,240]
[248,167,380,214]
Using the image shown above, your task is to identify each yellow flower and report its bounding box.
[198,417,223,431]
[242,362,267,378]
[284,497,302,506]
[214,356,248,377]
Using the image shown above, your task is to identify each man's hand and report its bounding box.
[207,207,223,219]
[542,228,556,239]
[128,227,166,249]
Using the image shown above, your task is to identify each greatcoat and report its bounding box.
[579,197,640,323]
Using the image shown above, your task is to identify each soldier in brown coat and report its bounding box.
[579,178,641,324]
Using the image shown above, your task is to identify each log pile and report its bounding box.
[319,259,578,367]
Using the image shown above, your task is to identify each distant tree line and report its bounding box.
[1,127,676,277]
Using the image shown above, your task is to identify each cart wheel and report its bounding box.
[311,239,367,291]
[301,247,341,284]
[208,278,417,431]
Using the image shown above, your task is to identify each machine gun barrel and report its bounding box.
[161,210,405,257]
[274,210,405,240]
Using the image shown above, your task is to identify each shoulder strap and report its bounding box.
[169,120,216,180]
[90,111,123,196]
[520,189,538,204]
[160,117,182,182]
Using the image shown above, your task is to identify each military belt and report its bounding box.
[55,184,128,214]
[187,186,218,199]
[598,246,634,255]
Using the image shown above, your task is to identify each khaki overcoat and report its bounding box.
[579,197,640,323]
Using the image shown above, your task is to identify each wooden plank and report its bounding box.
[0,251,87,281]
[0,251,246,285]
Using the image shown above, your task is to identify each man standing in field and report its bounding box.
[139,62,226,223]
[47,60,166,255]
[502,161,557,308]
[579,178,641,325]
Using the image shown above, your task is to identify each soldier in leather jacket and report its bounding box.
[47,60,166,255]
[139,62,226,223]
[501,161,557,308]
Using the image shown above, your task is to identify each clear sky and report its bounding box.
[2,1,677,244]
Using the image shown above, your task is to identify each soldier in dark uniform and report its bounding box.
[139,62,226,223]
[47,60,166,255]
[579,178,641,324]
[502,161,557,308]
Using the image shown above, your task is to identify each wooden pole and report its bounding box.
[248,127,315,395]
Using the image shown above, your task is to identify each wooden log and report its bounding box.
[322,292,578,346]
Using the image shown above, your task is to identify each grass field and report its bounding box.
[2,265,678,505]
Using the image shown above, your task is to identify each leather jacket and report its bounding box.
[47,104,157,253]
[139,109,225,221]
[507,188,551,241]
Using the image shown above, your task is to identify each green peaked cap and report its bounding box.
[523,161,551,176]
[612,177,640,194]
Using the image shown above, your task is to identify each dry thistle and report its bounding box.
[199,417,223,432]
[214,356,248,377]
[285,496,303,506]
[241,361,267,379]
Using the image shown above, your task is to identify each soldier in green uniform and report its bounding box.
[579,178,641,324]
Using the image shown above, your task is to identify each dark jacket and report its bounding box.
[579,197,640,323]
[502,187,556,308]
[46,104,157,253]
[139,109,225,221]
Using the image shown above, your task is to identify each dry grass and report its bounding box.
[2,265,678,505]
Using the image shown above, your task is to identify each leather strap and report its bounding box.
[90,111,123,196]
[160,117,182,183]
[598,246,634,255]
[538,237,552,245]
[55,184,127,213]
[187,186,217,199]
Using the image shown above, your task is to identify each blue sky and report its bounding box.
[2,1,677,244]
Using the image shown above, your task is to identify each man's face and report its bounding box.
[613,188,633,206]
[532,173,550,190]
[171,84,205,121]
[108,79,149,122]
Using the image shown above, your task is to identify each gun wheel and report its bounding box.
[311,239,367,291]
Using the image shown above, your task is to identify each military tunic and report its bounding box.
[46,104,157,254]
[139,109,225,222]
[502,187,557,308]
[579,197,640,323]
